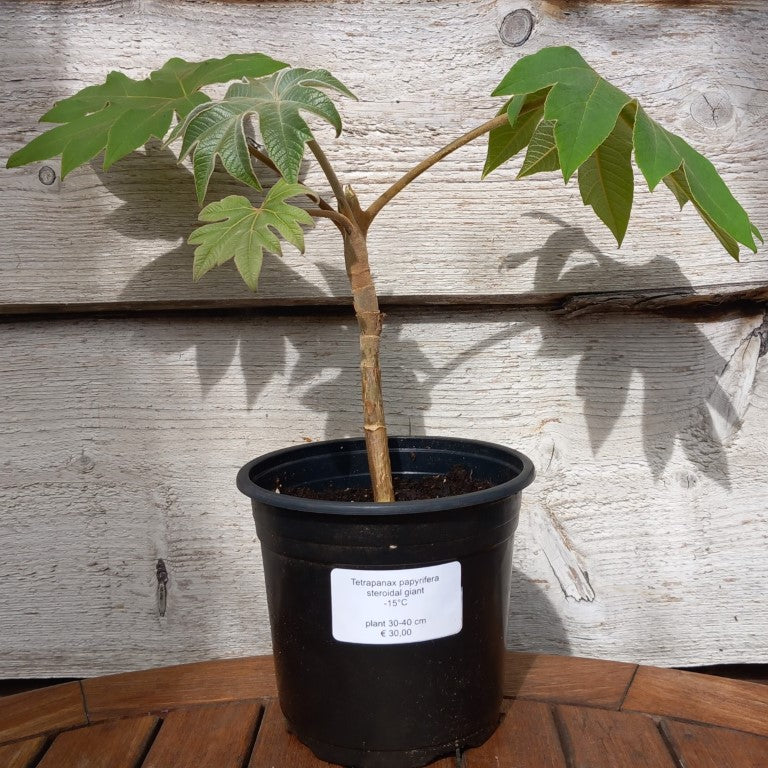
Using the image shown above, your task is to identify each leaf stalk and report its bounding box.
[364,113,509,226]
[308,139,351,215]
[248,140,337,213]
[308,208,354,231]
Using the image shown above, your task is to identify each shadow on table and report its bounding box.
[503,567,571,697]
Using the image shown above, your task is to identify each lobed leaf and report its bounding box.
[187,180,316,291]
[7,54,287,177]
[493,46,632,182]
[665,132,756,252]
[172,67,356,199]
[178,102,263,202]
[489,46,761,258]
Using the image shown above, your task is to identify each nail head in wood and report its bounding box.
[38,165,57,186]
[499,9,534,47]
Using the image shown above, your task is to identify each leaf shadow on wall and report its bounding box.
[99,140,352,309]
[100,147,742,490]
[101,147,533,429]
[500,211,738,489]
[99,144,354,406]
[100,144,742,492]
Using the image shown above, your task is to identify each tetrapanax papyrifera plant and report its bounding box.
[7,47,762,502]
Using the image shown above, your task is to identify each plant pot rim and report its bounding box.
[237,435,534,517]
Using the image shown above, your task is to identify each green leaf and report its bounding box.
[173,68,355,192]
[174,101,263,203]
[518,120,560,178]
[187,180,316,290]
[663,168,741,260]
[482,88,549,178]
[577,107,634,245]
[7,54,287,177]
[633,106,757,256]
[667,132,757,252]
[632,104,682,191]
[493,46,632,181]
[491,46,760,257]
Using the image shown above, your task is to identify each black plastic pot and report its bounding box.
[237,436,534,768]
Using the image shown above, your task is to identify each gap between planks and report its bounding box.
[2,282,768,322]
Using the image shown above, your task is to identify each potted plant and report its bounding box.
[7,46,761,767]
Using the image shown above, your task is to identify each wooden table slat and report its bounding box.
[248,700,332,767]
[505,653,637,710]
[464,699,566,768]
[0,682,87,745]
[248,701,456,768]
[623,666,768,738]
[82,655,277,719]
[3,654,767,767]
[0,736,47,768]
[37,715,157,768]
[556,704,677,768]
[662,719,768,768]
[142,700,261,768]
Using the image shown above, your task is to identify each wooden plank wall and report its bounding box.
[1,0,766,675]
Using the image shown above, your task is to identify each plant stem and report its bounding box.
[305,141,394,502]
[308,140,350,214]
[258,116,510,503]
[343,194,394,502]
[363,113,509,227]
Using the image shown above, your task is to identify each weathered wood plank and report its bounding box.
[0,683,86,745]
[0,737,48,768]
[1,0,766,311]
[82,657,276,719]
[143,701,261,768]
[661,719,768,768]
[1,308,767,674]
[504,653,636,709]
[36,716,158,768]
[623,666,768,738]
[464,699,566,767]
[556,704,676,767]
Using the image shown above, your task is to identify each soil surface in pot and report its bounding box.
[284,465,492,502]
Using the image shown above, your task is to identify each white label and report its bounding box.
[330,562,462,645]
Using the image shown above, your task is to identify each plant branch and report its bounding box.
[364,112,509,226]
[247,139,335,212]
[307,139,349,213]
[308,207,354,232]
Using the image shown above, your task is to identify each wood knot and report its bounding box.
[690,89,734,130]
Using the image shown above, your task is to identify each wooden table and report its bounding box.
[1,653,767,767]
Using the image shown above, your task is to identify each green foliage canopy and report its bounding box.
[487,46,762,256]
[6,54,287,178]
[6,46,762,289]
